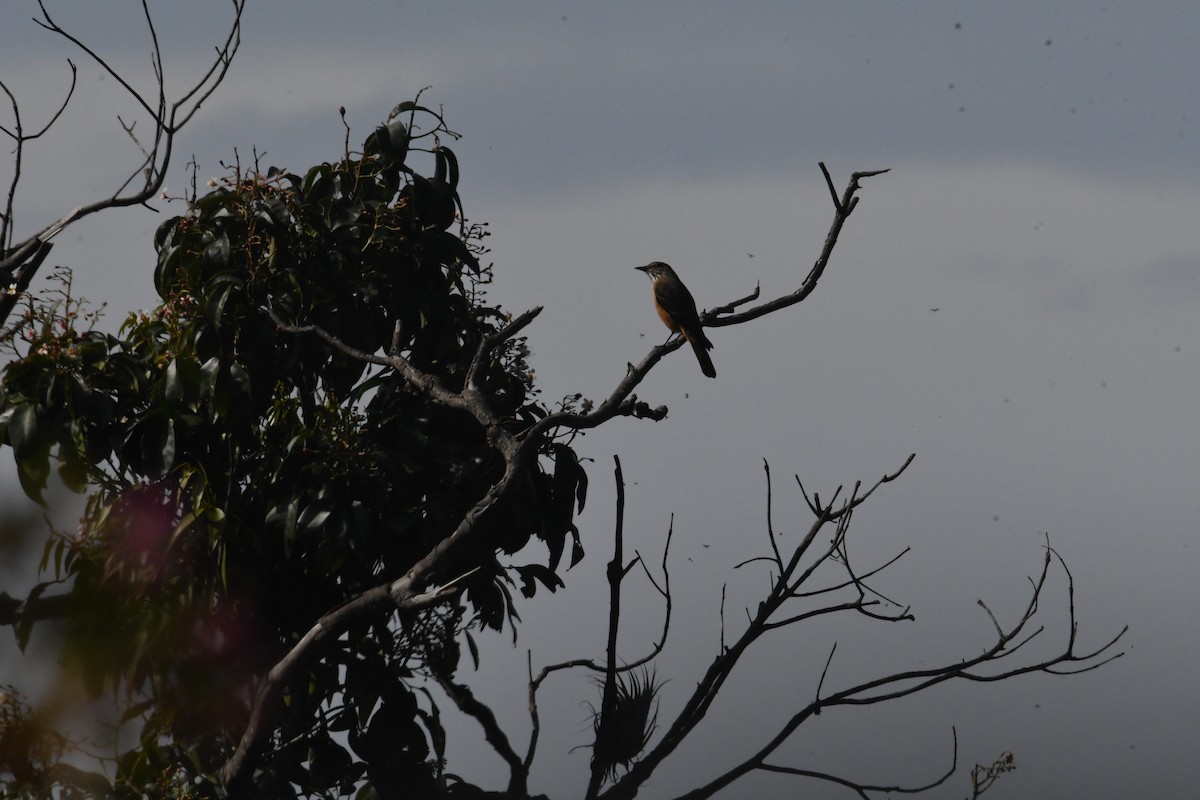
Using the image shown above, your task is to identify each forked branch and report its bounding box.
[594,466,1123,800]
[0,0,245,329]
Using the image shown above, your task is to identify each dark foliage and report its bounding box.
[0,101,585,797]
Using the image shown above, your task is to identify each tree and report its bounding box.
[0,15,1124,798]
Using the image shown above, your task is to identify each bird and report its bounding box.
[636,261,716,378]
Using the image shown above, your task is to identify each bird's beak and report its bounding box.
[635,265,649,273]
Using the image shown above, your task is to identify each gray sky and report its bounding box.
[3,2,1198,798]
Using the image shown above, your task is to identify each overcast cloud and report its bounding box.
[2,2,1198,798]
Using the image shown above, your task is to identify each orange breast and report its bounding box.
[654,300,681,333]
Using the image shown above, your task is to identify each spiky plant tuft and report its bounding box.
[590,667,665,782]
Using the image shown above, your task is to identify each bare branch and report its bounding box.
[763,459,784,571]
[700,164,890,331]
[34,1,161,122]
[0,589,72,627]
[968,748,1016,798]
[654,537,1118,800]
[791,547,910,599]
[517,166,889,439]
[820,161,842,211]
[595,453,1119,800]
[706,281,760,316]
[631,516,674,661]
[814,642,837,705]
[755,727,957,798]
[267,304,542,430]
[719,584,727,653]
[525,483,675,778]
[432,671,527,795]
[586,455,629,799]
[0,60,77,251]
[1,1,244,329]
[761,600,876,631]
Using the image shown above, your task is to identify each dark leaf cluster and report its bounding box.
[0,102,586,797]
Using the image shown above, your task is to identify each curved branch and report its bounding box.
[1,1,244,328]
[752,727,957,799]
[432,671,526,794]
[704,165,889,330]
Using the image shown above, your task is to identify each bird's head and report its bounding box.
[636,262,674,281]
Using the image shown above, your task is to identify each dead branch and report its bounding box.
[0,1,244,328]
[0,60,77,253]
[586,455,629,799]
[704,165,889,329]
[527,166,888,434]
[524,461,674,786]
[431,671,526,794]
[754,728,957,799]
[593,465,1123,800]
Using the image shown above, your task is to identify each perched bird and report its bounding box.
[636,261,716,378]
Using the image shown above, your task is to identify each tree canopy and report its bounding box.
[1,101,587,797]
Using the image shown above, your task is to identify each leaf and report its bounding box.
[154,244,183,296]
[256,195,291,231]
[0,403,11,446]
[203,232,231,272]
[548,443,588,518]
[414,688,446,767]
[204,275,241,332]
[464,630,480,671]
[14,424,52,506]
[569,527,585,569]
[513,563,564,598]
[328,199,364,231]
[15,581,52,651]
[575,459,589,513]
[284,497,299,554]
[229,360,252,400]
[140,416,176,478]
[153,216,180,251]
[303,163,335,201]
[57,448,89,493]
[168,511,197,553]
[298,504,333,534]
[7,402,38,456]
[200,355,225,414]
[164,359,183,406]
[309,732,353,791]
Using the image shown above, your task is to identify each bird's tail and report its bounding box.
[687,334,716,378]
